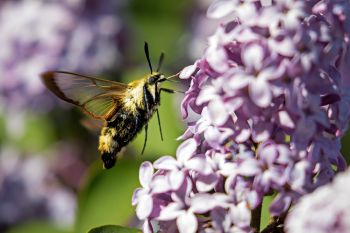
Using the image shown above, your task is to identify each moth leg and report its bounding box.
[156,109,163,141]
[141,124,148,155]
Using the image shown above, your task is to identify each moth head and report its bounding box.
[147,72,164,85]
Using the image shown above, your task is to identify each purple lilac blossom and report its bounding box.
[133,0,350,232]
[0,0,124,112]
[0,147,76,232]
[285,168,350,233]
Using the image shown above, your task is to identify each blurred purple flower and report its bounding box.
[285,168,350,233]
[0,0,125,112]
[0,148,76,231]
[133,0,350,232]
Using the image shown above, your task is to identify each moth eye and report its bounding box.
[149,76,158,85]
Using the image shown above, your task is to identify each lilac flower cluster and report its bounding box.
[0,0,124,112]
[285,168,350,233]
[133,0,350,232]
[0,148,76,231]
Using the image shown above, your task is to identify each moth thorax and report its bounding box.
[123,81,145,112]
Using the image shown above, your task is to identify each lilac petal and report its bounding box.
[237,158,261,176]
[270,37,295,57]
[196,86,218,105]
[154,155,179,170]
[230,202,251,227]
[196,173,219,192]
[191,193,229,213]
[260,66,284,81]
[204,126,222,146]
[226,97,244,112]
[252,121,272,142]
[225,174,238,194]
[177,127,194,141]
[139,161,154,188]
[152,175,172,194]
[208,98,229,126]
[185,157,211,174]
[234,120,251,143]
[180,95,193,119]
[220,162,238,177]
[177,211,198,233]
[191,193,217,213]
[246,190,261,209]
[180,63,197,79]
[207,0,236,18]
[270,193,292,216]
[259,144,278,164]
[290,160,309,191]
[225,73,251,91]
[236,2,256,21]
[136,194,153,220]
[169,170,185,190]
[176,138,197,163]
[242,44,264,70]
[275,145,292,164]
[194,115,211,134]
[206,46,229,73]
[158,202,184,221]
[211,207,231,232]
[249,78,272,107]
[132,188,144,205]
[261,0,272,6]
[278,110,295,129]
[235,27,260,43]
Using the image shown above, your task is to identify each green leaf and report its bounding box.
[75,159,141,233]
[87,225,140,233]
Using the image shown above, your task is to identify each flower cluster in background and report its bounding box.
[0,0,125,113]
[0,147,77,232]
[0,0,125,230]
[133,0,350,232]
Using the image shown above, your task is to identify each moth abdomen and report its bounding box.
[97,105,155,169]
[101,152,117,169]
[98,126,121,169]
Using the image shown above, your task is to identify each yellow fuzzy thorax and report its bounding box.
[122,73,157,114]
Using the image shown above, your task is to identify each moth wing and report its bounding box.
[80,118,105,131]
[41,71,127,120]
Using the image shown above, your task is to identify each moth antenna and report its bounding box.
[144,42,153,73]
[156,52,165,72]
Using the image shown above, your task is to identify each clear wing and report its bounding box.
[41,71,128,120]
